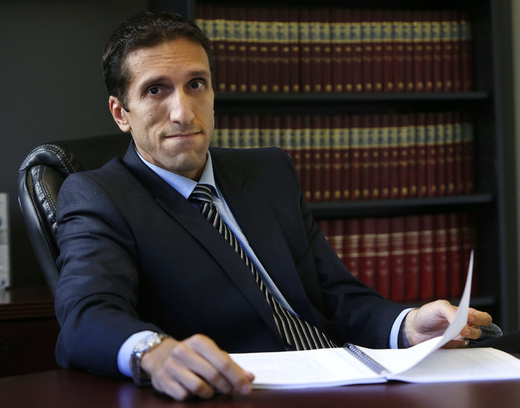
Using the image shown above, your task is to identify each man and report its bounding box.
[54,11,491,401]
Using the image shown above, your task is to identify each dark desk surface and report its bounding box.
[1,369,520,408]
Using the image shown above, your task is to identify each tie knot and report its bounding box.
[189,184,214,205]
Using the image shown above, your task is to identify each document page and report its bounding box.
[230,347,386,389]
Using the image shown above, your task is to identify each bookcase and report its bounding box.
[149,0,518,332]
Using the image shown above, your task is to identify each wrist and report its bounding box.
[130,332,173,386]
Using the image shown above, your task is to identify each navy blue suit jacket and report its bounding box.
[54,143,407,377]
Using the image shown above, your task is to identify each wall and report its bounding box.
[0,0,148,287]
[512,0,520,328]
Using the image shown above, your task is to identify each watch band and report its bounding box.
[130,332,172,386]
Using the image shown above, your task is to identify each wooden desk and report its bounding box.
[0,287,60,377]
[1,369,520,408]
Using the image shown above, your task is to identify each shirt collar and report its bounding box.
[135,148,218,199]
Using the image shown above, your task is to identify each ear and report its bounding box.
[109,96,131,133]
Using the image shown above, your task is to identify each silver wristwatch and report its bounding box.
[130,332,171,386]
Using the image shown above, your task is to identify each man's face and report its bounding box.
[110,37,215,181]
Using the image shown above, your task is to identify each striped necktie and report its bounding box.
[189,183,335,350]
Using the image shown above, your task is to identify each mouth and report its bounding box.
[164,131,201,139]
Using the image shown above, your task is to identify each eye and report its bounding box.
[147,86,161,95]
[190,80,205,90]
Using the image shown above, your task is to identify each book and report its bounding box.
[230,255,520,389]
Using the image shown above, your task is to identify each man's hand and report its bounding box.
[140,334,254,401]
[402,300,492,348]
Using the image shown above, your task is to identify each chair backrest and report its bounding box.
[18,134,131,294]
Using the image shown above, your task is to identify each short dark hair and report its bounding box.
[102,11,215,110]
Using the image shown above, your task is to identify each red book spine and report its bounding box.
[299,8,312,93]
[375,217,391,299]
[309,10,322,93]
[237,8,249,93]
[460,10,473,91]
[226,8,239,93]
[361,10,373,92]
[425,112,437,197]
[452,111,465,195]
[451,10,462,92]
[341,115,351,200]
[350,115,362,200]
[343,9,354,92]
[397,113,409,198]
[330,115,343,201]
[422,10,434,92]
[462,112,475,194]
[447,213,463,298]
[368,114,380,200]
[359,115,371,200]
[433,213,449,299]
[414,112,428,198]
[412,10,425,92]
[392,10,405,92]
[360,218,377,288]
[268,8,281,93]
[390,217,406,302]
[331,9,345,92]
[321,115,332,202]
[344,219,361,279]
[444,112,456,196]
[372,9,384,92]
[300,115,313,202]
[435,112,447,196]
[379,114,390,200]
[404,215,421,301]
[431,11,443,92]
[319,8,332,93]
[213,6,229,93]
[388,115,400,199]
[247,8,260,92]
[441,10,453,92]
[419,214,435,301]
[406,112,418,197]
[402,10,414,92]
[278,8,291,93]
[381,10,394,92]
[351,9,363,92]
[288,9,300,92]
[258,7,271,93]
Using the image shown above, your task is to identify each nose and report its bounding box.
[169,90,195,127]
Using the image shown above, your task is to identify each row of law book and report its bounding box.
[196,5,473,93]
[212,111,474,202]
[317,212,477,303]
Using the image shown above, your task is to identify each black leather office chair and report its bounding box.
[18,133,132,294]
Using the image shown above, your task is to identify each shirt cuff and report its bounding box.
[389,308,415,349]
[117,330,155,377]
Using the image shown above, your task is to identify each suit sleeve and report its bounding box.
[54,172,160,378]
[276,148,408,348]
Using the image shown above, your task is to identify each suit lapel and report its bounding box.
[121,144,282,338]
[212,149,324,330]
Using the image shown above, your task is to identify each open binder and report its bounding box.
[230,252,520,389]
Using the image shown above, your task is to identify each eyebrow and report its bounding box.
[137,70,211,90]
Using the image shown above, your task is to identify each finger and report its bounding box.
[467,308,492,327]
[460,325,482,340]
[185,335,254,395]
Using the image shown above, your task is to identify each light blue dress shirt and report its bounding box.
[117,151,409,377]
